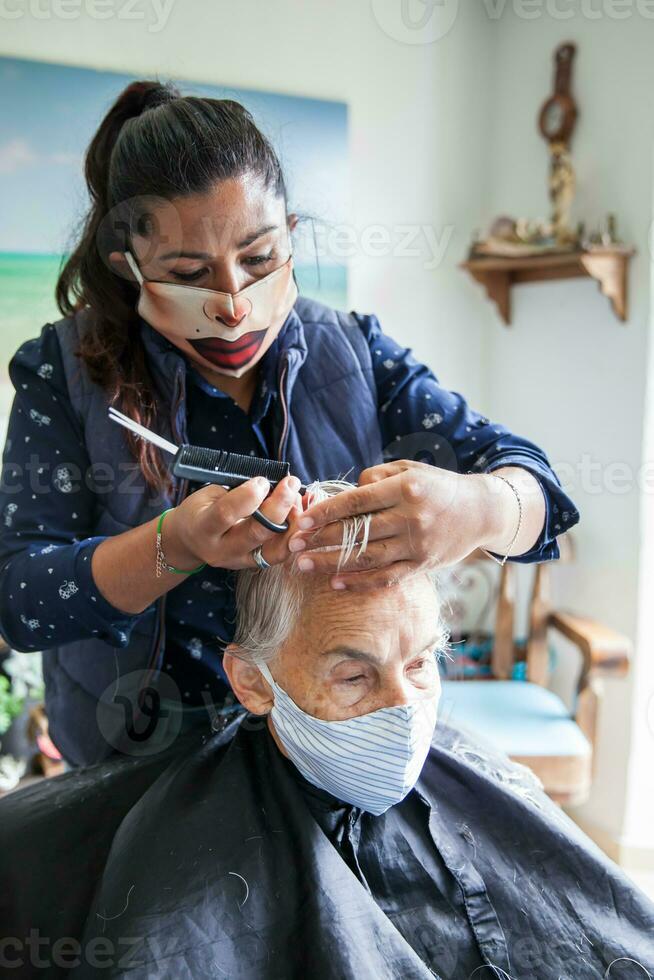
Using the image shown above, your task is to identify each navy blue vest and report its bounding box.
[46,296,383,765]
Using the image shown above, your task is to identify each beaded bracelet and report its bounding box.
[155,508,207,578]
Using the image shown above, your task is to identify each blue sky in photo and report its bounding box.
[0,56,349,261]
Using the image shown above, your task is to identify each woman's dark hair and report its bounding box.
[56,79,288,498]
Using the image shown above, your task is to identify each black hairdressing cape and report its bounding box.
[1,716,652,979]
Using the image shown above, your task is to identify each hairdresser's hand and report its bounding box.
[162,475,303,571]
[287,460,529,591]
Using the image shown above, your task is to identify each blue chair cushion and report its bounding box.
[440,680,591,758]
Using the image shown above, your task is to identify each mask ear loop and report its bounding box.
[123,249,145,286]
[257,662,276,689]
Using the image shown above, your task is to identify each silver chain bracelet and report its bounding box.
[479,474,523,567]
[155,508,206,578]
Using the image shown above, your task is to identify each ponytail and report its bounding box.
[57,79,179,316]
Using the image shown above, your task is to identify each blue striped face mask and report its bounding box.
[257,662,439,815]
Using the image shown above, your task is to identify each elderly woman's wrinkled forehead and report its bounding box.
[292,571,440,657]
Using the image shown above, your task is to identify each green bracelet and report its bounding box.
[155,508,207,577]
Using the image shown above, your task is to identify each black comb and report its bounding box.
[173,445,307,532]
[107,406,303,534]
[173,445,293,489]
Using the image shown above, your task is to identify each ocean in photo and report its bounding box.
[0,252,65,358]
[0,251,348,372]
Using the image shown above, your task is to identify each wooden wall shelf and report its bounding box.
[460,247,635,325]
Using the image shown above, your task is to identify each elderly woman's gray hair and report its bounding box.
[232,479,447,664]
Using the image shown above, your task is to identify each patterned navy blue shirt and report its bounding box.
[0,313,579,706]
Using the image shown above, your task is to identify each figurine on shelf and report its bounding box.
[548,141,577,247]
[582,213,632,253]
[469,214,570,259]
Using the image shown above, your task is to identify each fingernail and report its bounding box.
[287,476,301,492]
[332,579,347,590]
[297,557,314,572]
[256,477,270,491]
[298,516,314,530]
[288,537,306,553]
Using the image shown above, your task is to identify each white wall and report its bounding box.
[483,8,654,850]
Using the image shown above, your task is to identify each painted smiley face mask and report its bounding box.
[123,250,298,378]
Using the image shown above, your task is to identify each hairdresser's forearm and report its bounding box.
[0,535,151,651]
[91,513,201,615]
[476,466,547,558]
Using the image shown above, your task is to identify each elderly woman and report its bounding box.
[0,485,650,980]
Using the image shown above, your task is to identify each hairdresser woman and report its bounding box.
[0,81,578,767]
